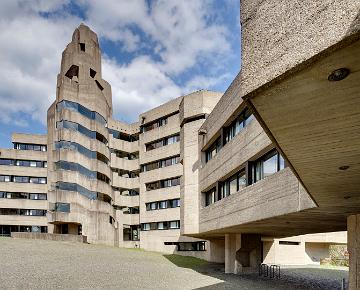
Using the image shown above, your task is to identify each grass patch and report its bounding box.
[163,254,208,269]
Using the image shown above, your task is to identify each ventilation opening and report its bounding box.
[90,68,96,78]
[95,80,104,91]
[79,43,85,52]
[65,65,79,79]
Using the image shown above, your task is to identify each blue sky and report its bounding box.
[0,0,241,148]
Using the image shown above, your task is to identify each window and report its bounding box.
[55,141,109,164]
[251,150,285,184]
[224,108,254,144]
[141,117,168,133]
[55,182,97,200]
[176,242,206,251]
[219,170,246,200]
[169,221,180,229]
[14,143,47,152]
[142,223,150,231]
[55,202,70,213]
[123,225,140,241]
[205,137,221,162]
[145,177,180,191]
[108,129,139,142]
[145,134,180,151]
[279,241,300,246]
[159,201,167,209]
[205,188,216,206]
[157,222,167,230]
[57,100,106,126]
[29,193,47,200]
[141,155,180,172]
[0,176,11,182]
[57,120,108,144]
[169,199,180,208]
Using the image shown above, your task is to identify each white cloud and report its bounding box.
[0,0,235,125]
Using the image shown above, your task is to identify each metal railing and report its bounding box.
[259,263,280,279]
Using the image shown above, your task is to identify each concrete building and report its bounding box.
[0,20,349,266]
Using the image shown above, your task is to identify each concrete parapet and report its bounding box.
[11,232,87,243]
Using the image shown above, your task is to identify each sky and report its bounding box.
[0,0,241,148]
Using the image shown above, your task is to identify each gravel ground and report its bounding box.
[0,238,348,290]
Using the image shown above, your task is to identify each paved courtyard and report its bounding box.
[0,238,348,290]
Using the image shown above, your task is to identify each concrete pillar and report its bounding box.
[225,234,241,274]
[348,214,360,290]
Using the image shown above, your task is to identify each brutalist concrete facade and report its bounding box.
[0,20,349,265]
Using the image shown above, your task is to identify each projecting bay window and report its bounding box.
[219,170,246,200]
[251,149,285,184]
[205,137,221,163]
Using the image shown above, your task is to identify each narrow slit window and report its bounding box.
[79,43,85,51]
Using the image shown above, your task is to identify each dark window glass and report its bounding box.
[57,121,107,144]
[57,100,106,126]
[252,149,286,184]
[205,137,221,163]
[205,188,216,207]
[146,134,180,151]
[56,182,97,200]
[224,108,254,145]
[54,202,70,213]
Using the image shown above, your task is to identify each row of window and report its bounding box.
[146,199,180,211]
[145,134,180,151]
[145,176,181,191]
[0,158,47,168]
[0,225,47,236]
[141,155,180,172]
[14,143,47,152]
[57,100,107,126]
[205,108,254,163]
[55,141,109,164]
[57,120,108,144]
[112,168,139,178]
[108,129,139,142]
[141,220,180,231]
[55,160,111,184]
[140,117,167,133]
[204,149,285,206]
[110,149,138,160]
[0,175,46,184]
[164,241,206,251]
[0,208,46,216]
[0,192,47,200]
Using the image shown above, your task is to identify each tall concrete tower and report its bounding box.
[46,24,116,244]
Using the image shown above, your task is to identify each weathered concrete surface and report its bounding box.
[11,232,87,243]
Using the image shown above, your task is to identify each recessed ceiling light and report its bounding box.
[328,68,350,81]
[339,165,350,171]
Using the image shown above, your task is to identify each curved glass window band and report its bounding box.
[57,100,107,126]
[57,120,107,144]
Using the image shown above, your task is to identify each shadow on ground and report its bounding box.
[163,255,348,290]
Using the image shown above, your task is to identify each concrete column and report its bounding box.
[225,234,241,274]
[348,214,360,290]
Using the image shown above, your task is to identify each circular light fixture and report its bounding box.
[328,68,350,81]
[339,165,350,171]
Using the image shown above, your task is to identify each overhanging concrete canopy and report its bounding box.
[244,30,360,229]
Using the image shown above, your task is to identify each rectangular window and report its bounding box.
[205,137,221,163]
[55,202,70,213]
[224,108,254,145]
[205,188,216,206]
[142,223,150,231]
[157,222,168,230]
[169,220,180,229]
[145,134,180,151]
[159,201,167,209]
[219,170,246,200]
[251,149,285,184]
